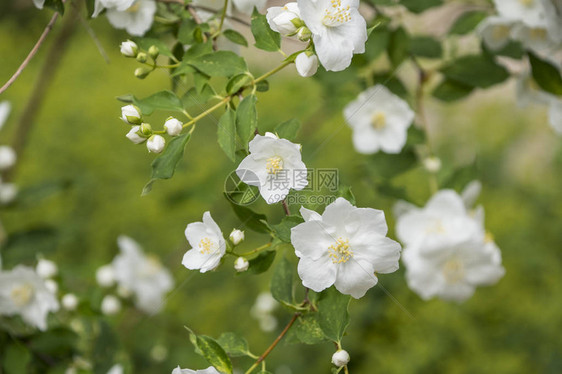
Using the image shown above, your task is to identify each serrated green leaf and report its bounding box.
[217,332,253,357]
[217,109,237,162]
[271,256,295,306]
[142,133,191,195]
[529,52,562,96]
[274,119,300,141]
[178,18,198,45]
[249,250,276,274]
[251,8,281,52]
[317,287,351,343]
[236,95,258,150]
[195,335,233,374]
[132,90,184,115]
[294,314,327,345]
[223,29,248,46]
[189,51,248,77]
[409,36,442,58]
[432,78,474,102]
[449,11,487,35]
[440,54,509,88]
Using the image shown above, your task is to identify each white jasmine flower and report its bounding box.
[121,104,142,125]
[112,235,174,314]
[126,126,146,144]
[548,98,562,134]
[106,0,157,36]
[0,266,59,330]
[0,101,11,131]
[147,135,165,153]
[291,198,401,298]
[164,117,183,136]
[107,364,124,374]
[251,292,278,315]
[0,182,17,204]
[331,349,350,367]
[232,0,267,15]
[493,0,547,28]
[100,0,136,11]
[0,146,16,171]
[237,132,308,204]
[396,190,485,254]
[476,16,514,51]
[234,257,249,272]
[36,258,58,279]
[229,229,244,245]
[402,236,505,302]
[183,212,226,273]
[266,3,302,35]
[295,52,319,77]
[96,264,116,287]
[120,40,138,57]
[298,0,367,71]
[101,295,121,315]
[32,0,45,9]
[62,293,79,311]
[511,24,554,53]
[172,366,220,374]
[343,85,415,155]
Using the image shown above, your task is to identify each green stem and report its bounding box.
[182,96,231,129]
[215,0,229,37]
[235,242,272,257]
[253,60,293,85]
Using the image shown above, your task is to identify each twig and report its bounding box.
[282,199,291,216]
[0,10,62,95]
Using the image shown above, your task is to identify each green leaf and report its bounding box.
[217,332,253,358]
[400,0,443,13]
[217,109,237,162]
[372,74,408,99]
[251,8,281,52]
[2,344,31,374]
[317,287,351,343]
[274,119,300,141]
[368,147,418,179]
[226,74,252,95]
[143,133,192,195]
[409,36,442,58]
[292,314,327,345]
[449,11,487,35]
[387,27,410,67]
[178,19,198,45]
[0,227,58,268]
[132,90,184,115]
[44,0,64,14]
[194,335,233,374]
[223,29,249,47]
[92,321,118,374]
[236,95,258,150]
[271,215,304,243]
[364,27,390,61]
[485,40,524,59]
[189,51,248,77]
[337,186,356,205]
[440,54,509,88]
[528,52,562,96]
[432,78,474,102]
[249,250,276,274]
[271,256,295,306]
[225,196,270,233]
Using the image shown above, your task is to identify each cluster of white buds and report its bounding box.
[120,41,161,80]
[267,3,310,41]
[121,105,170,154]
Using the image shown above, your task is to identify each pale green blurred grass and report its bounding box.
[1,5,562,373]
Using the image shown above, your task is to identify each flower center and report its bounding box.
[266,156,284,175]
[11,283,34,307]
[442,258,464,284]
[328,237,353,264]
[492,25,510,41]
[322,0,351,27]
[519,0,534,6]
[426,219,445,234]
[140,255,162,277]
[199,237,216,254]
[529,28,547,40]
[126,2,141,13]
[371,111,386,130]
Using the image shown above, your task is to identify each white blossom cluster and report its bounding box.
[395,183,505,302]
[478,0,562,134]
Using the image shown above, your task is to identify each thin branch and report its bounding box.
[282,199,291,216]
[0,10,61,95]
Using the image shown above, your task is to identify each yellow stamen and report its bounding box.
[519,0,534,6]
[442,258,464,283]
[126,2,141,13]
[328,237,353,264]
[492,25,510,41]
[371,111,386,130]
[11,284,34,307]
[322,0,351,27]
[266,156,284,175]
[199,237,215,254]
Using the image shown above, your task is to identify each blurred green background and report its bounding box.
[1,2,562,373]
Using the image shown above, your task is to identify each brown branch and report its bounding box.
[282,199,291,216]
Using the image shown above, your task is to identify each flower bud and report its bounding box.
[0,182,17,204]
[148,45,160,59]
[126,126,146,144]
[229,229,245,245]
[135,67,151,79]
[234,257,249,272]
[147,135,165,153]
[140,122,152,136]
[164,117,183,136]
[423,156,442,173]
[267,3,302,35]
[120,40,138,57]
[45,279,58,294]
[101,295,121,315]
[96,265,116,288]
[295,52,319,78]
[296,26,312,41]
[117,285,132,298]
[136,52,148,63]
[121,104,142,125]
[331,349,350,367]
[62,293,79,311]
[36,258,58,279]
[0,146,16,171]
